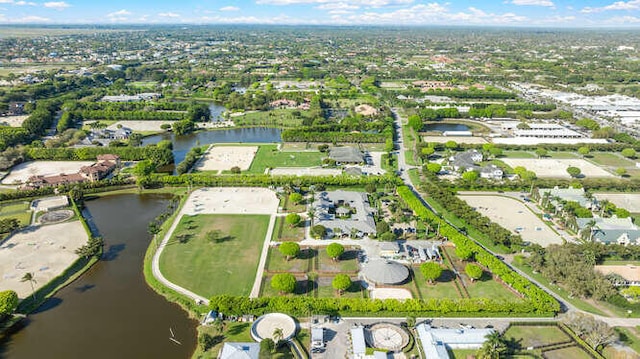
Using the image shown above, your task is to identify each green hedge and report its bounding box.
[396,186,560,314]
[25,146,174,167]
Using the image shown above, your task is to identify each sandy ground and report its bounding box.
[2,161,94,185]
[193,146,257,172]
[269,167,342,176]
[183,187,279,215]
[253,313,296,341]
[370,287,413,300]
[106,120,175,132]
[423,136,488,144]
[0,115,28,127]
[31,195,69,212]
[501,158,614,178]
[0,221,88,299]
[459,195,563,247]
[594,193,640,213]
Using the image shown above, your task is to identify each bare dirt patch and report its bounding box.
[370,287,413,300]
[269,167,342,176]
[423,135,488,144]
[106,120,174,132]
[184,187,279,215]
[501,158,614,178]
[0,115,28,127]
[459,195,563,247]
[594,193,640,213]
[0,221,88,299]
[194,145,257,172]
[2,161,94,185]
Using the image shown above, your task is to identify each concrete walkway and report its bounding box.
[249,214,277,298]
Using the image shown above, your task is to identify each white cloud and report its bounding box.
[158,12,180,18]
[219,6,239,11]
[582,0,640,13]
[15,1,37,5]
[12,15,50,22]
[43,1,70,10]
[316,2,359,10]
[510,0,554,7]
[107,9,131,22]
[256,0,413,7]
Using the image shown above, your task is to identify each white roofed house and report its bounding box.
[312,190,377,238]
[219,342,260,359]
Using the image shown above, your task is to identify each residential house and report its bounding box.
[577,217,640,245]
[538,186,599,211]
[218,342,260,359]
[313,190,377,238]
[329,147,365,165]
[450,150,483,172]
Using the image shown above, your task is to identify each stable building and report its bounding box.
[329,147,365,165]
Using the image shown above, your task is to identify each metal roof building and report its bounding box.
[362,259,409,285]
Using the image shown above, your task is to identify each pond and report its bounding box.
[424,123,470,132]
[0,194,198,359]
[142,127,282,166]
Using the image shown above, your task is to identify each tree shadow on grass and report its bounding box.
[294,280,315,295]
[340,250,358,261]
[298,248,316,260]
[437,269,456,283]
[227,323,249,336]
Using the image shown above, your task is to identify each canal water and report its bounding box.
[142,127,282,165]
[0,194,198,358]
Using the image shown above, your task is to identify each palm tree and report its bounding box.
[477,331,507,359]
[21,272,36,300]
[272,327,284,345]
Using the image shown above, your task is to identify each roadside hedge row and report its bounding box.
[396,186,560,314]
[150,173,403,188]
[208,294,549,317]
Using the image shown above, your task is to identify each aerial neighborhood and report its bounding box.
[0,15,639,359]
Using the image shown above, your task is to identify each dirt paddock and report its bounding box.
[2,161,94,185]
[0,221,88,299]
[194,146,258,172]
[501,158,614,178]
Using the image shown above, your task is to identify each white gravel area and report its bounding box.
[269,167,342,176]
[0,115,28,127]
[183,187,279,215]
[194,146,257,172]
[459,195,564,247]
[501,158,614,178]
[423,136,488,144]
[0,221,88,299]
[106,120,175,132]
[2,161,94,185]
[370,287,413,300]
[594,193,640,213]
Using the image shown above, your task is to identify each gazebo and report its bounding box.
[362,259,409,285]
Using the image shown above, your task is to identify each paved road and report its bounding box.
[249,214,277,298]
[390,108,640,328]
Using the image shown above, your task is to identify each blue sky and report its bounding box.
[1,0,640,26]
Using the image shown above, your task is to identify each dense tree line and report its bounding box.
[396,186,559,314]
[175,147,203,175]
[505,103,556,111]
[25,144,174,167]
[208,293,554,317]
[0,127,30,151]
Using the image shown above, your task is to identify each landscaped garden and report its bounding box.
[159,214,271,297]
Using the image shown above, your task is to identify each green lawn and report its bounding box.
[605,327,640,358]
[317,248,360,272]
[544,346,591,359]
[464,275,523,301]
[260,276,314,297]
[590,152,634,167]
[504,325,570,348]
[272,216,306,242]
[265,247,314,272]
[0,200,31,226]
[412,267,461,299]
[248,145,325,173]
[548,151,579,159]
[502,150,536,159]
[232,109,304,128]
[316,277,365,298]
[159,214,270,297]
[195,322,294,359]
[130,81,158,89]
[448,349,478,358]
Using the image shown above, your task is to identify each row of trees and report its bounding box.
[396,186,559,314]
[175,147,203,175]
[25,144,174,167]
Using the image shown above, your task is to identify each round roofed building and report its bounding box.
[362,259,409,285]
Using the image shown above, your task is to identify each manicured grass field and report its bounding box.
[232,109,304,128]
[590,152,634,167]
[464,275,523,301]
[247,145,325,173]
[502,150,536,159]
[412,267,461,299]
[272,216,306,242]
[159,214,270,297]
[317,248,360,272]
[504,325,570,348]
[548,151,578,159]
[316,277,365,298]
[260,276,314,297]
[544,346,591,359]
[0,200,31,226]
[448,349,478,359]
[265,247,314,272]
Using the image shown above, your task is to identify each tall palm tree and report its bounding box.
[477,331,507,359]
[272,327,284,345]
[21,272,36,300]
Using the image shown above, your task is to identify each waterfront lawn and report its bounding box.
[196,322,295,359]
[247,145,325,174]
[317,248,360,272]
[159,214,270,297]
[590,152,634,167]
[272,216,306,242]
[0,200,31,226]
[232,109,304,128]
[504,325,570,348]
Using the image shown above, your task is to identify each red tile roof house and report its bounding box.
[23,155,121,189]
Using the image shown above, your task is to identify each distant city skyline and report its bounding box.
[0,0,639,27]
